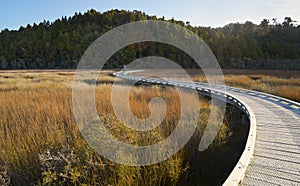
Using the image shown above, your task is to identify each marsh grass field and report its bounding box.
[196,69,300,102]
[137,69,300,102]
[0,69,297,185]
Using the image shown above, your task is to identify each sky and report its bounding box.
[0,0,299,31]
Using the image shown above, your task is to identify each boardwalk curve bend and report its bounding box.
[113,71,300,186]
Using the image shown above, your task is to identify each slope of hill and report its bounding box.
[0,9,299,70]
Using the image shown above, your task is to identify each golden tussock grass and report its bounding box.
[0,71,247,185]
[193,73,300,102]
[0,71,232,185]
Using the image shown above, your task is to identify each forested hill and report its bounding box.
[0,9,299,70]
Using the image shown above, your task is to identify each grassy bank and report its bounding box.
[136,69,300,102]
[191,70,300,102]
[0,71,247,185]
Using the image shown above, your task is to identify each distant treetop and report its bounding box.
[0,9,299,70]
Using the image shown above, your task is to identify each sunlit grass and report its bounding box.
[0,70,234,185]
[193,73,300,102]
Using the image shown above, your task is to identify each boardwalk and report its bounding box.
[220,89,300,186]
[114,71,300,186]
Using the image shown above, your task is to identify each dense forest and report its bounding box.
[0,9,299,70]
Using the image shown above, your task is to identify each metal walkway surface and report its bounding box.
[113,71,300,186]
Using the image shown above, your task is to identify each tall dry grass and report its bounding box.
[194,74,300,102]
[0,71,233,185]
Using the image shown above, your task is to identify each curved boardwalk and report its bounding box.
[114,71,300,185]
[220,89,300,186]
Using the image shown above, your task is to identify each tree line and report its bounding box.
[0,9,299,70]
